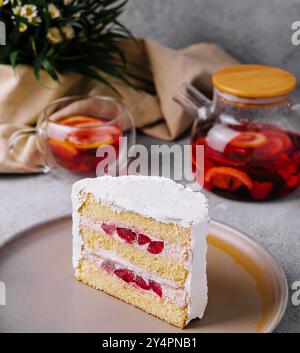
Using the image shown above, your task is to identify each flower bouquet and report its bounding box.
[0,0,132,87]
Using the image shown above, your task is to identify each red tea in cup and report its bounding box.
[47,115,123,174]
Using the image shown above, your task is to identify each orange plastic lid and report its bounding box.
[213,64,296,98]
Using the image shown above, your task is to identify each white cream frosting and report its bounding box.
[72,175,208,324]
[186,220,208,323]
[72,175,208,227]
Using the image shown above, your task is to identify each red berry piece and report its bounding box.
[147,241,164,254]
[137,234,151,245]
[114,268,136,283]
[287,175,299,188]
[116,228,136,244]
[149,280,162,297]
[250,181,274,201]
[101,223,115,235]
[135,276,150,290]
[101,261,115,273]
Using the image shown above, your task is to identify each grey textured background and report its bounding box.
[122,0,300,82]
[0,0,300,332]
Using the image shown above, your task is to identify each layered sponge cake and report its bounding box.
[72,176,208,328]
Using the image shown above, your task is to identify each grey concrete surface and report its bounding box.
[0,131,299,333]
[121,0,300,82]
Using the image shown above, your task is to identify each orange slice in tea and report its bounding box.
[205,166,253,192]
[253,130,292,160]
[48,138,78,158]
[230,131,268,148]
[58,116,104,127]
[67,128,118,149]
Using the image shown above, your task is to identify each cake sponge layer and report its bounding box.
[76,258,188,328]
[79,193,191,246]
[81,225,189,286]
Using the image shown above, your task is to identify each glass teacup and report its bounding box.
[9,95,136,175]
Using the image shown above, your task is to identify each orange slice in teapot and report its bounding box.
[205,166,253,192]
[230,131,268,148]
[253,130,292,160]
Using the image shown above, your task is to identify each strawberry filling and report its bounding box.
[149,280,163,297]
[101,260,163,298]
[101,223,115,235]
[147,241,164,254]
[114,268,135,283]
[101,260,115,273]
[137,234,151,245]
[135,276,151,290]
[116,228,136,244]
[100,223,165,255]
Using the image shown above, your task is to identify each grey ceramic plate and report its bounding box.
[0,217,288,333]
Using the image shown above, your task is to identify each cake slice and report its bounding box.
[72,176,208,328]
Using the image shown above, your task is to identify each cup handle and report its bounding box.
[8,127,50,173]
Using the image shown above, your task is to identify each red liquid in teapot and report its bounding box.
[47,116,122,174]
[192,122,300,200]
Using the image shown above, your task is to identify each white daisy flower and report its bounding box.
[61,25,75,40]
[48,3,61,19]
[0,0,10,8]
[20,4,38,19]
[29,16,41,26]
[12,5,21,16]
[19,22,28,32]
[47,27,63,44]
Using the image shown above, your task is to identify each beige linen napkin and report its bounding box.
[0,38,237,173]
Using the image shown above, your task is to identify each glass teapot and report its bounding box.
[174,65,300,201]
